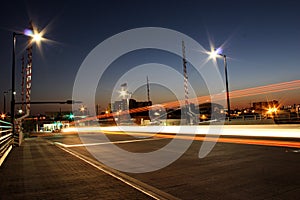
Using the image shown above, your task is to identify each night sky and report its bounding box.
[0,0,300,114]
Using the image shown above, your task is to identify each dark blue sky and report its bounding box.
[1,0,300,113]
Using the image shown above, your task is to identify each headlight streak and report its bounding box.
[61,125,300,148]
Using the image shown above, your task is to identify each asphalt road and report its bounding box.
[0,137,155,200]
[42,131,300,200]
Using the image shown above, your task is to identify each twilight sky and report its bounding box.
[0,0,300,114]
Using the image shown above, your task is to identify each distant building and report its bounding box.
[101,99,152,125]
[198,102,225,121]
[128,99,152,124]
[111,100,127,112]
[129,99,152,109]
[253,100,279,115]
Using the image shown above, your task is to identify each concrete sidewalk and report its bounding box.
[0,138,152,200]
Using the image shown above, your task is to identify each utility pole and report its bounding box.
[182,41,192,125]
[146,76,150,102]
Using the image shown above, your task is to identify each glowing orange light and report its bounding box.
[80,106,86,112]
[1,113,6,119]
[200,115,207,120]
[267,106,278,114]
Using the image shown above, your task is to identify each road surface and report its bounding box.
[39,127,300,200]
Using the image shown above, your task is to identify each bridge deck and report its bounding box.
[0,138,152,199]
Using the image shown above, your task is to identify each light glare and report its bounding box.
[216,47,223,55]
[23,29,33,36]
[23,28,43,42]
[32,33,42,42]
[120,90,127,97]
[208,47,223,60]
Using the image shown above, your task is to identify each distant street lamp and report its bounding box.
[11,27,43,137]
[80,105,86,113]
[208,48,231,119]
[119,89,132,111]
[79,105,88,118]
[18,109,23,114]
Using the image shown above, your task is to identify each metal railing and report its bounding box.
[0,119,13,166]
[230,114,263,121]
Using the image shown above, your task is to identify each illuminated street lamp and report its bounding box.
[11,26,43,137]
[119,88,132,111]
[80,106,86,113]
[208,48,231,119]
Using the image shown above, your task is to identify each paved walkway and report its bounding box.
[0,138,152,200]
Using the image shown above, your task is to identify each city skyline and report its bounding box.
[0,0,300,114]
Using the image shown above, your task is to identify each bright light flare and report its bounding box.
[32,32,42,42]
[120,90,127,97]
[208,49,218,60]
[267,106,278,114]
[80,106,86,112]
[23,28,44,43]
[208,47,223,60]
[23,29,33,36]
[215,47,223,55]
[202,42,224,66]
[1,113,5,119]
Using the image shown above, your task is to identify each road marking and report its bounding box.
[52,141,180,200]
[54,137,163,148]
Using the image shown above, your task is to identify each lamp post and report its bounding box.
[11,32,20,136]
[10,28,42,137]
[208,48,231,120]
[219,54,231,119]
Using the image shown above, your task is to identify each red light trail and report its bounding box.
[70,79,300,123]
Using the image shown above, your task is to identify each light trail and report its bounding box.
[120,80,300,117]
[63,125,300,138]
[155,134,300,149]
[70,79,300,124]
[61,126,300,148]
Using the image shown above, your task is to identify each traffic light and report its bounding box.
[68,113,74,120]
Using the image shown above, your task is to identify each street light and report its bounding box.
[11,26,43,137]
[80,106,86,113]
[119,89,132,111]
[208,48,231,120]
